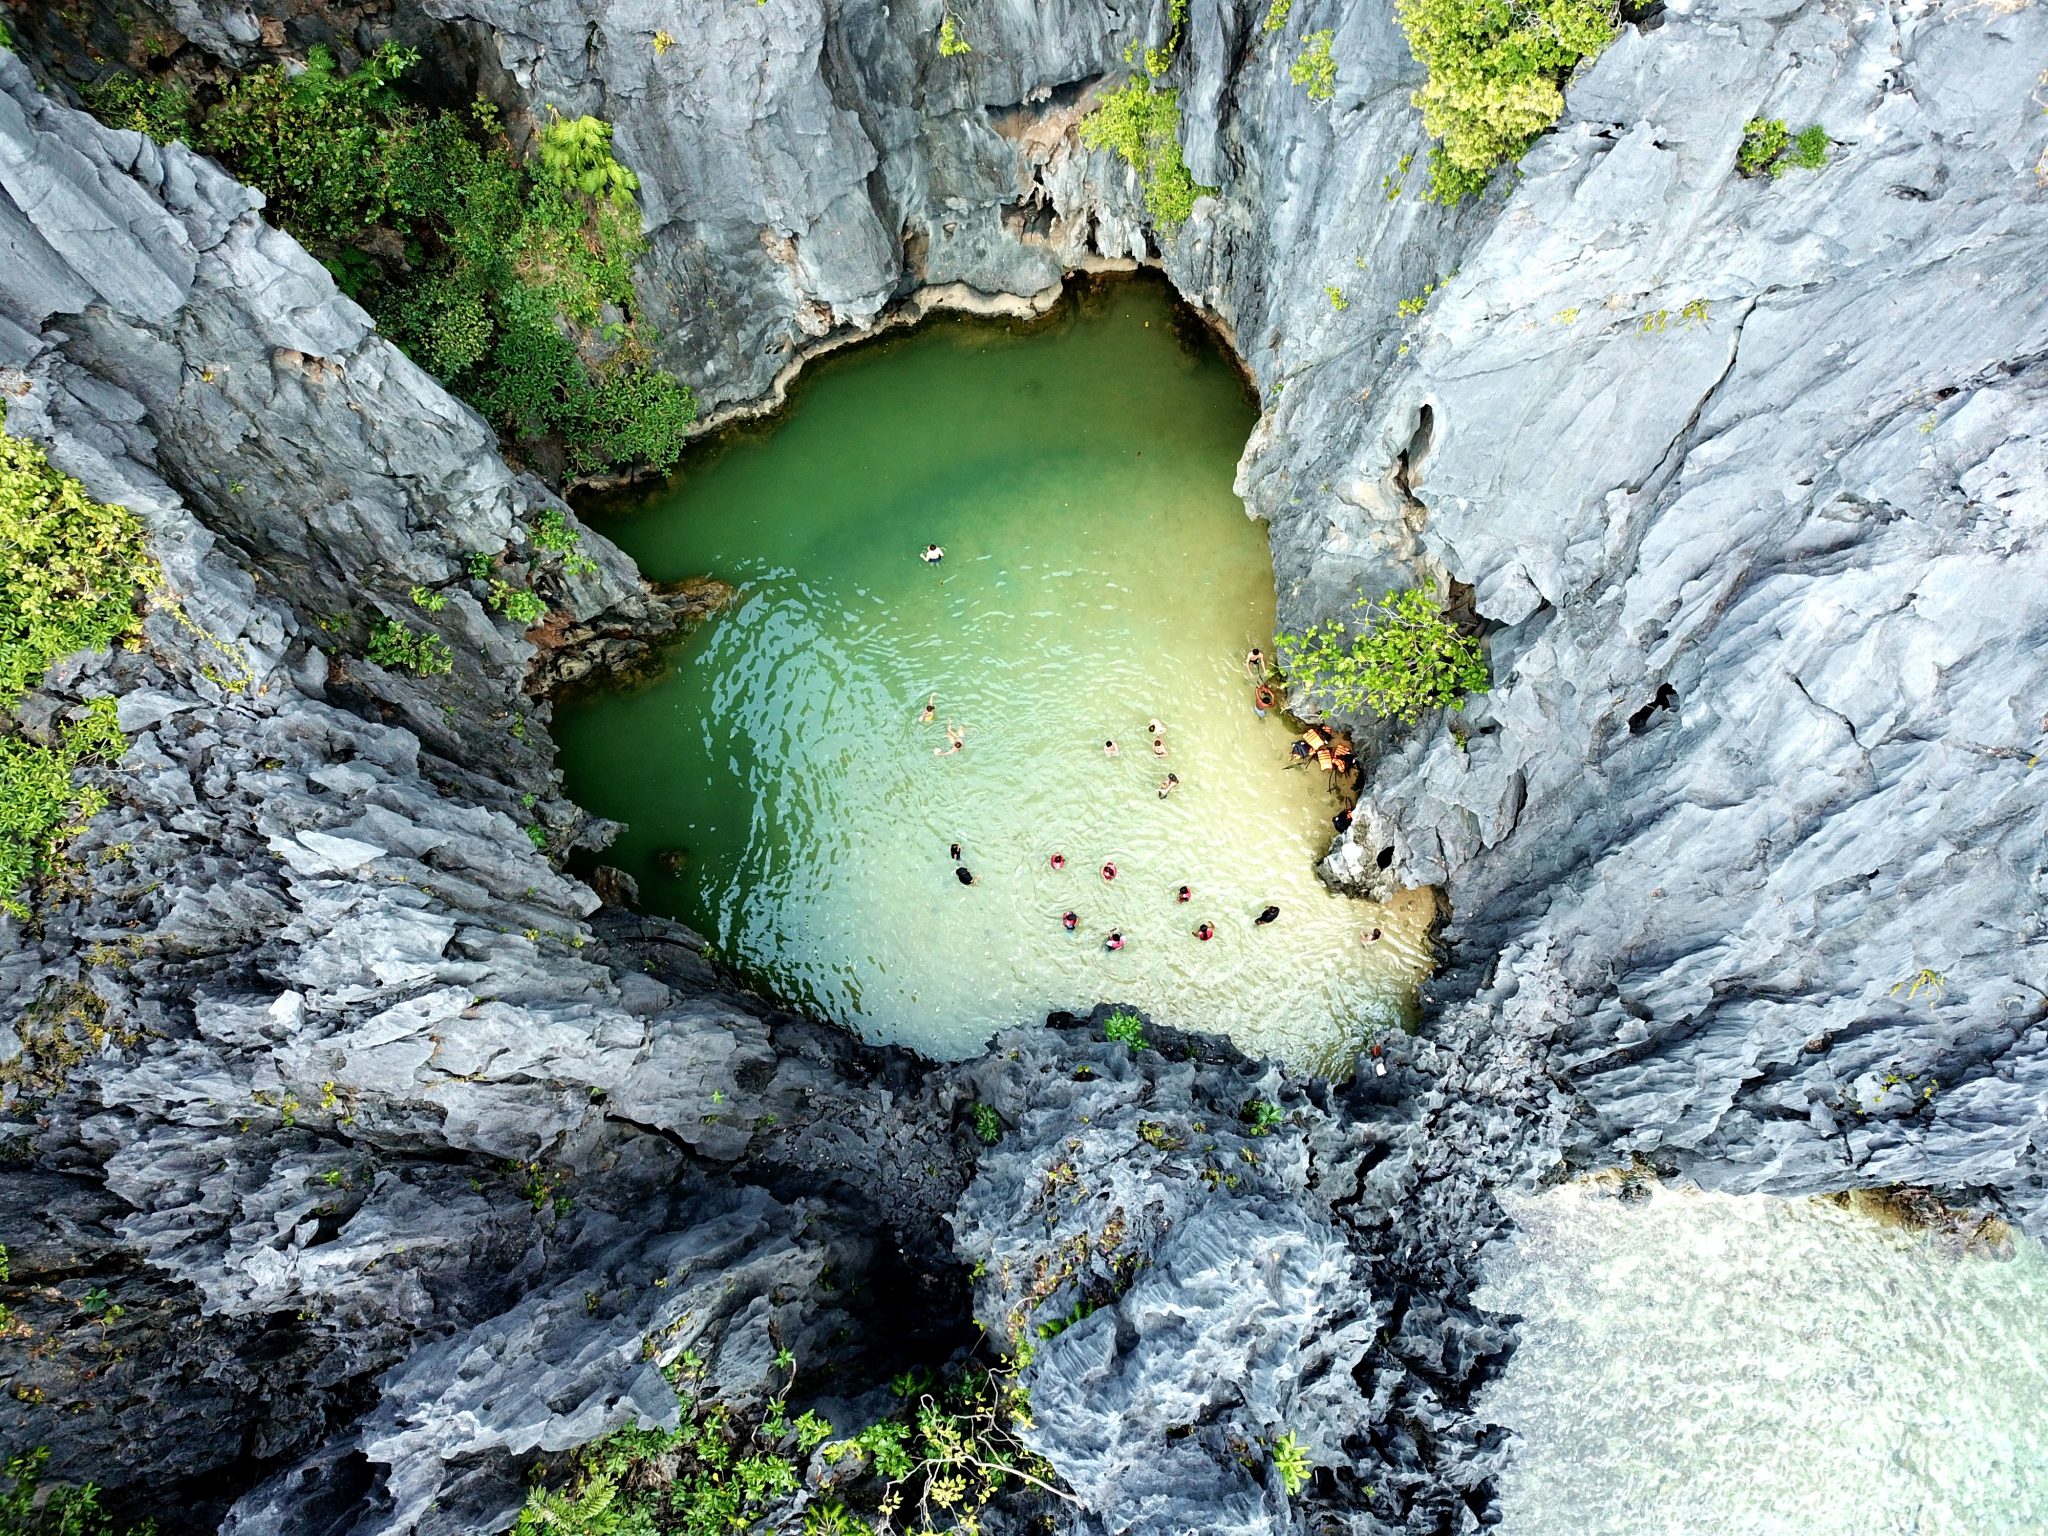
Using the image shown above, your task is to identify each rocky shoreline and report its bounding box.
[2,0,2044,1532]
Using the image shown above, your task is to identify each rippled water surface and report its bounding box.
[1476,1184,2048,1536]
[557,278,1431,1064]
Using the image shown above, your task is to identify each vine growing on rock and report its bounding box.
[1276,588,1487,725]
[79,47,697,481]
[1394,0,1618,203]
[1078,0,1213,229]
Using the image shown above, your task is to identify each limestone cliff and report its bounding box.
[3,0,2046,1532]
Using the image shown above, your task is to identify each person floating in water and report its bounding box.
[1101,861,1118,881]
[1194,921,1215,941]
[1176,885,1192,904]
[919,693,936,723]
[1105,931,1125,951]
[921,544,945,564]
[949,842,962,861]
[934,723,965,757]
[1148,717,1164,737]
[1151,736,1168,757]
[1360,927,1382,944]
[1104,739,1119,757]
[1245,646,1265,680]
[1255,905,1280,926]
[1158,772,1179,799]
[1062,910,1079,932]
[956,866,977,886]
[1049,852,1067,870]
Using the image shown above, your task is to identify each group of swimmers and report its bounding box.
[950,840,1281,949]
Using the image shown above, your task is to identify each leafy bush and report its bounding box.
[488,581,548,625]
[86,49,696,477]
[1,700,123,920]
[0,418,157,711]
[1078,80,1214,228]
[1740,117,1828,176]
[1276,588,1487,725]
[364,618,453,676]
[81,73,194,142]
[1243,1099,1285,1135]
[1394,0,1617,203]
[2,1447,156,1535]
[1103,1008,1149,1051]
[1263,0,1294,32]
[973,1102,1002,1144]
[1271,1430,1313,1496]
[1292,30,1336,102]
[938,14,973,56]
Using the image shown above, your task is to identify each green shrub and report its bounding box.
[364,618,453,676]
[2,1447,156,1535]
[1243,1099,1285,1135]
[1103,1008,1148,1051]
[0,418,157,711]
[1737,117,1829,177]
[1271,1430,1313,1496]
[1786,123,1830,170]
[973,1102,1002,1144]
[1263,0,1294,32]
[1291,30,1336,102]
[488,581,548,625]
[1078,80,1214,228]
[81,73,194,142]
[938,14,973,56]
[1394,0,1617,203]
[85,51,696,478]
[1,699,123,920]
[1276,587,1487,725]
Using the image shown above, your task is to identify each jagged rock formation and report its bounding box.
[4,0,2047,1531]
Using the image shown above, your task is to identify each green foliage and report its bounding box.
[537,111,641,204]
[1078,80,1214,229]
[2,1448,157,1535]
[1276,588,1487,725]
[87,50,695,477]
[1394,0,1617,203]
[409,585,447,612]
[1271,1430,1313,1497]
[973,1102,1002,1145]
[1103,1008,1148,1051]
[1325,285,1348,312]
[938,14,973,56]
[488,581,548,626]
[1243,1099,1285,1135]
[198,43,417,240]
[0,420,158,711]
[1738,118,1828,177]
[1,700,124,920]
[364,618,454,677]
[1263,0,1294,32]
[81,73,194,142]
[1291,30,1337,102]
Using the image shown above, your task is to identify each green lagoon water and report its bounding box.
[557,278,1431,1065]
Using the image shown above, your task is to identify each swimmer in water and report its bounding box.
[1245,646,1265,680]
[919,693,936,723]
[1102,861,1118,881]
[1254,684,1275,719]
[1158,772,1179,799]
[1050,852,1067,870]
[1255,905,1280,926]
[949,843,962,861]
[1151,736,1168,757]
[1194,922,1215,941]
[1062,910,1079,931]
[934,723,965,757]
[921,544,945,564]
[1361,927,1382,944]
[1105,931,1125,951]
[1176,885,1192,904]
[956,866,976,886]
[1148,718,1164,737]
[1104,739,1119,757]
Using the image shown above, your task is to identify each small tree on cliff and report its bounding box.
[1275,587,1486,725]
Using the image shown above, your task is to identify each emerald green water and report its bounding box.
[556,278,1431,1066]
